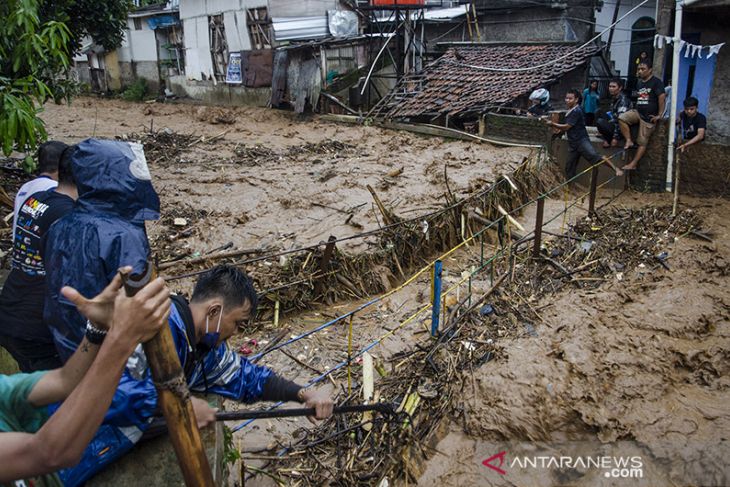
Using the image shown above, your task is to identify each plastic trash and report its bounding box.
[480,304,495,316]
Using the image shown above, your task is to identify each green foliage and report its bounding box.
[1,0,130,164]
[0,0,73,159]
[222,425,241,466]
[121,77,148,101]
[39,0,132,52]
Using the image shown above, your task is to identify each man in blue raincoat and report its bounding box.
[43,139,332,486]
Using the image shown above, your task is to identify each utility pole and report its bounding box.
[652,0,674,79]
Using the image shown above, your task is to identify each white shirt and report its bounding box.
[12,176,58,236]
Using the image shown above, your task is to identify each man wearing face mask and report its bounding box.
[42,140,333,486]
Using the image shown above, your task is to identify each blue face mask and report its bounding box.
[200,306,223,352]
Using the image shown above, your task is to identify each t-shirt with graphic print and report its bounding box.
[0,190,74,341]
[680,111,707,141]
[636,76,665,122]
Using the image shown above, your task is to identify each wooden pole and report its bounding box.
[533,196,545,259]
[588,167,599,216]
[122,265,215,487]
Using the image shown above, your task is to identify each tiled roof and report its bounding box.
[386,43,598,119]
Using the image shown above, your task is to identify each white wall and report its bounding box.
[128,30,159,61]
[596,0,657,76]
[179,0,267,80]
[268,0,337,18]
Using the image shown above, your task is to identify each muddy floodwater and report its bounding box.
[19,98,730,486]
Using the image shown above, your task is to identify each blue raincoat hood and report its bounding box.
[73,138,160,224]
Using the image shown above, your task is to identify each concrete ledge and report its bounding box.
[169,76,271,107]
[88,397,227,486]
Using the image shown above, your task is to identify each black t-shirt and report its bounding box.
[680,111,707,140]
[0,189,74,340]
[565,106,589,146]
[636,76,665,121]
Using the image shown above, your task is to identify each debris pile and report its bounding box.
[253,206,704,485]
[288,139,359,158]
[122,130,198,166]
[233,144,279,166]
[210,153,558,318]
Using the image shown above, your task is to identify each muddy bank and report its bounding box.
[420,195,730,486]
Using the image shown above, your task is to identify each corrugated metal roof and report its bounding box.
[272,16,329,41]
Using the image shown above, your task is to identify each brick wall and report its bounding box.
[629,120,730,196]
[483,113,551,145]
[677,143,730,196]
[629,121,669,192]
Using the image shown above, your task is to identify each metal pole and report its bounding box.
[666,0,691,192]
[588,167,599,215]
[533,196,545,259]
[430,260,443,337]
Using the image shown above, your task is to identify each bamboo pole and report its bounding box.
[121,265,215,487]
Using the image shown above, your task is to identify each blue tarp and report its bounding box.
[146,14,179,30]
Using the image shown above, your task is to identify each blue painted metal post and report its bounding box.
[431,260,443,337]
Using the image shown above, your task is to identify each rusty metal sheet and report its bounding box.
[241,49,274,88]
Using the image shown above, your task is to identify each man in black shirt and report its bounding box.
[678,96,707,152]
[0,146,77,372]
[596,78,632,148]
[618,61,666,170]
[546,89,624,179]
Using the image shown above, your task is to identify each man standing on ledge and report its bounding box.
[618,61,666,170]
[545,89,623,179]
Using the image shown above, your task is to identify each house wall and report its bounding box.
[629,120,730,195]
[268,0,337,18]
[596,0,657,77]
[179,0,268,81]
[168,74,271,105]
[682,8,730,145]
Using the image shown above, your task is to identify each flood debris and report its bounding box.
[245,205,705,486]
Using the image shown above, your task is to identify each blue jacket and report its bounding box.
[41,139,272,485]
[44,139,159,360]
[59,303,273,486]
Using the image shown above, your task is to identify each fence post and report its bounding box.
[430,260,443,337]
[588,167,599,216]
[533,196,545,259]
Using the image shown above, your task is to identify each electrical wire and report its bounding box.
[440,0,652,73]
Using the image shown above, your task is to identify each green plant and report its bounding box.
[121,77,148,101]
[1,0,74,170]
[222,425,241,466]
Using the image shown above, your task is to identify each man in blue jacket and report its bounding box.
[43,139,332,486]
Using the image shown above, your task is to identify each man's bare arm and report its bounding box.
[679,128,705,151]
[26,270,129,406]
[0,276,170,482]
[653,93,667,123]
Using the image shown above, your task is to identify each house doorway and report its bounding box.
[628,16,655,92]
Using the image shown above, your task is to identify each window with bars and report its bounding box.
[246,7,272,50]
[209,14,228,81]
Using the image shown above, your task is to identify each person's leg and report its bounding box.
[595,118,614,144]
[618,110,639,148]
[565,146,581,180]
[0,335,62,372]
[580,139,623,176]
[624,119,654,169]
[624,146,646,170]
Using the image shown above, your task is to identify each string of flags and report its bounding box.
[654,35,725,59]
